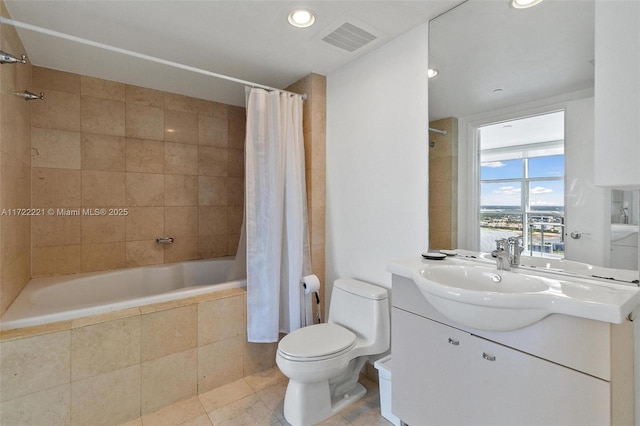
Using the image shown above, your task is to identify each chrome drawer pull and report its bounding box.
[448,338,459,346]
[482,352,496,361]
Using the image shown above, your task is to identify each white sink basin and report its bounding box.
[420,264,549,293]
[611,224,639,241]
[413,260,640,331]
[474,251,639,283]
[476,252,593,274]
[517,256,593,274]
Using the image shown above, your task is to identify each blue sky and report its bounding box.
[480,156,564,207]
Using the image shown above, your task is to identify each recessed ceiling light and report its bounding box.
[427,69,439,78]
[510,0,543,9]
[288,9,315,28]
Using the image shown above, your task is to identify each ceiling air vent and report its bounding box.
[321,22,377,52]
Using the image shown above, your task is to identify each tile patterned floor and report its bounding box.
[120,367,393,426]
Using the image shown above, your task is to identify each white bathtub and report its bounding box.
[1,257,246,331]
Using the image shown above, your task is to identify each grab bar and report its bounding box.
[156,237,174,244]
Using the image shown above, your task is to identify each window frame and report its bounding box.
[457,105,568,253]
[479,153,565,255]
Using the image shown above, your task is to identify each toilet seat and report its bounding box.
[278,323,356,361]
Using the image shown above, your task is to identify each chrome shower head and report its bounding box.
[13,90,44,101]
[0,50,27,64]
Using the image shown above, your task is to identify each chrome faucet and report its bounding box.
[508,236,524,266]
[621,207,629,224]
[494,247,511,271]
[493,236,523,271]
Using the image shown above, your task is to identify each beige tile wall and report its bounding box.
[0,3,32,316]
[429,117,458,250]
[29,66,246,277]
[286,73,327,316]
[0,288,278,425]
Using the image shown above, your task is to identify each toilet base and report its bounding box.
[330,382,367,414]
[283,380,367,426]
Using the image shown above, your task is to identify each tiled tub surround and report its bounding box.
[0,287,280,425]
[286,73,327,315]
[1,257,243,330]
[29,66,246,278]
[0,2,32,317]
[428,117,458,251]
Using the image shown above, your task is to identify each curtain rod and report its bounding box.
[429,127,447,135]
[0,17,307,100]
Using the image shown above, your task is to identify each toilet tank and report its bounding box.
[328,279,390,353]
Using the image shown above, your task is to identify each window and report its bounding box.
[479,111,565,257]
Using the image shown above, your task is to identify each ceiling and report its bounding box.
[428,0,595,121]
[480,110,565,150]
[4,0,596,120]
[5,0,459,106]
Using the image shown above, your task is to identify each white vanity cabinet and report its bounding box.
[391,274,635,426]
[611,232,640,270]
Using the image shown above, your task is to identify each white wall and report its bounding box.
[564,97,608,266]
[594,0,640,188]
[325,22,429,301]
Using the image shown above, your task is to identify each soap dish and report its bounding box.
[421,252,447,260]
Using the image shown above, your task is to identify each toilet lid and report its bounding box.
[279,323,356,359]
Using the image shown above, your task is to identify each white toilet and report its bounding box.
[276,278,390,426]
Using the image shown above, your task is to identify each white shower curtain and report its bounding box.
[242,88,310,343]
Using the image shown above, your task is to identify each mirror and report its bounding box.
[428,0,595,121]
[429,0,639,282]
[610,190,640,270]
